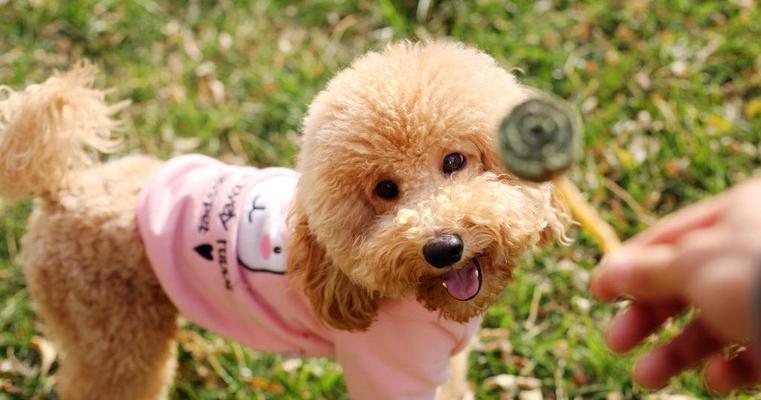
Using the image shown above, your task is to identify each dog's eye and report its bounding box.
[374,180,399,200]
[442,153,466,174]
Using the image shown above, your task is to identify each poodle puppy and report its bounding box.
[0,41,569,399]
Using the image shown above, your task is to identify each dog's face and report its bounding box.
[288,42,570,331]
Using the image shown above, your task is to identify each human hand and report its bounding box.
[590,176,761,394]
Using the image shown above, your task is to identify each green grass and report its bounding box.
[1,0,760,398]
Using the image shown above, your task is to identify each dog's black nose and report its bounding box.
[423,234,464,268]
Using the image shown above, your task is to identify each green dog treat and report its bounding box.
[497,93,582,182]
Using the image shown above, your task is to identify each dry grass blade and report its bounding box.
[30,336,56,376]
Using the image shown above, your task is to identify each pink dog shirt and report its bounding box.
[137,154,481,399]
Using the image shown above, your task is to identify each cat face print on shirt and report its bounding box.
[236,174,296,274]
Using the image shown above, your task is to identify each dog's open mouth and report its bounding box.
[441,257,482,301]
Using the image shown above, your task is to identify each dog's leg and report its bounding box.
[54,322,178,400]
[24,239,178,399]
[435,341,474,400]
[21,157,178,400]
[24,240,178,399]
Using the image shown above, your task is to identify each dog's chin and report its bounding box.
[416,254,515,322]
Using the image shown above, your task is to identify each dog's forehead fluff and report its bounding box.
[312,44,526,154]
[301,43,526,175]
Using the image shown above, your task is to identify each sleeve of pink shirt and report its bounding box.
[332,299,481,400]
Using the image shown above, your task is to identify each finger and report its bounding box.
[627,197,725,246]
[704,347,761,395]
[605,302,684,354]
[634,318,724,389]
[592,228,733,303]
[590,245,679,302]
[685,257,759,344]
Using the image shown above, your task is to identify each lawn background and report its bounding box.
[1,0,760,399]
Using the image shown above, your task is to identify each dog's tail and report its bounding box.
[0,61,125,201]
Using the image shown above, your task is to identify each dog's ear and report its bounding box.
[480,146,573,247]
[539,184,573,246]
[287,203,380,331]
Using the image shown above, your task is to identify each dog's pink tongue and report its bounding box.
[442,260,480,301]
